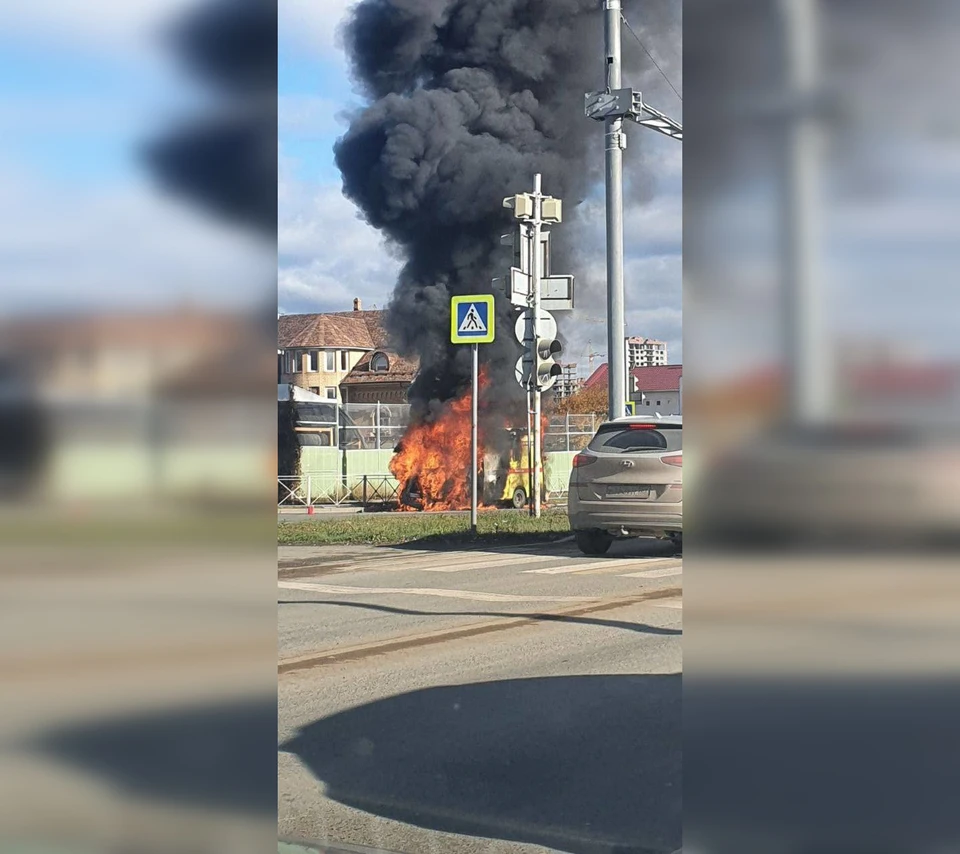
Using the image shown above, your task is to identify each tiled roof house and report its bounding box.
[278,301,418,404]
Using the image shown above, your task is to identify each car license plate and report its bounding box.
[607,485,651,499]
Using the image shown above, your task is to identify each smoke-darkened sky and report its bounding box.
[279,0,683,392]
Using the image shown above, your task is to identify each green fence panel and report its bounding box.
[344,449,400,502]
[344,449,395,484]
[299,446,343,500]
[48,443,152,499]
[545,451,576,494]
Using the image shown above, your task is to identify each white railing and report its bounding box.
[278,474,401,508]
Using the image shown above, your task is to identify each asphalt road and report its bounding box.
[278,537,682,854]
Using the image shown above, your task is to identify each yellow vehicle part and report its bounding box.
[500,463,530,503]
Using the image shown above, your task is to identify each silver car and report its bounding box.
[567,415,683,555]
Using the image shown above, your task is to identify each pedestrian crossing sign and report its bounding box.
[451,294,495,344]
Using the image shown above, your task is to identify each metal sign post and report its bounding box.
[471,342,479,532]
[451,294,496,534]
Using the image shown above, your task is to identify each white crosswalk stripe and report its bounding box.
[288,550,682,579]
[620,567,684,579]
[524,559,641,575]
[320,551,560,574]
[523,557,682,576]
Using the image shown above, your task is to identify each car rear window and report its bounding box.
[587,424,683,453]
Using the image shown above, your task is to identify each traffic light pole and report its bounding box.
[604,0,626,422]
[531,173,543,518]
[502,175,568,518]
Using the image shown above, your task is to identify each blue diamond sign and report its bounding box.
[450,295,495,344]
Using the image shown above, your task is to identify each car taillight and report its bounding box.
[628,424,657,430]
[573,453,598,468]
[661,454,682,467]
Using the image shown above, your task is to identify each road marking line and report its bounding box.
[324,552,560,574]
[523,557,677,575]
[522,560,636,574]
[415,554,560,572]
[578,558,682,576]
[278,580,595,603]
[620,567,684,579]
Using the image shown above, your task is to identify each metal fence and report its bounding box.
[544,414,599,452]
[280,403,594,507]
[278,474,401,508]
[291,402,596,452]
[293,401,411,450]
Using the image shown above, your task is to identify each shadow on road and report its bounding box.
[389,532,572,555]
[277,599,681,637]
[280,675,681,854]
[390,535,680,559]
[30,695,277,815]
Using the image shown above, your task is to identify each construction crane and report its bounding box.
[582,340,606,377]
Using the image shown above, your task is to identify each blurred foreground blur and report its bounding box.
[0,1,276,852]
[686,1,960,852]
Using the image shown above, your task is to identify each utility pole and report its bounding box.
[585,1,682,421]
[780,0,828,424]
[604,0,626,423]
[531,173,544,517]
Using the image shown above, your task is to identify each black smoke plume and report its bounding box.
[336,0,605,421]
[145,0,277,237]
[336,0,680,421]
[144,0,277,346]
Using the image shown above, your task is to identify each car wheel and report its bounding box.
[511,487,527,509]
[576,529,613,556]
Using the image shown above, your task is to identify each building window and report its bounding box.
[308,350,319,372]
[657,400,662,406]
[645,400,651,406]
[370,352,390,373]
[325,351,336,372]
[341,351,349,371]
[309,386,320,395]
[288,353,300,373]
[325,387,338,399]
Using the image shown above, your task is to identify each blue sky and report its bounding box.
[0,1,272,314]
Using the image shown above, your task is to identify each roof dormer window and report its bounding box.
[370,352,390,373]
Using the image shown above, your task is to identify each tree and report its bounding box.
[555,384,608,416]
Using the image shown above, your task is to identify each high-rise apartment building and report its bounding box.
[626,337,668,368]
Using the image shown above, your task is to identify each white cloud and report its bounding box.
[278,0,359,60]
[278,149,401,314]
[278,95,347,139]
[0,0,199,52]
[0,161,272,313]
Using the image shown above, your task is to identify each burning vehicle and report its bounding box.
[482,429,539,509]
[396,426,543,511]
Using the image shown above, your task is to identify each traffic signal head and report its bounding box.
[503,194,534,220]
[541,197,562,223]
[534,337,563,389]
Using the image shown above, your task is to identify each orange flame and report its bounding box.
[391,372,488,511]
